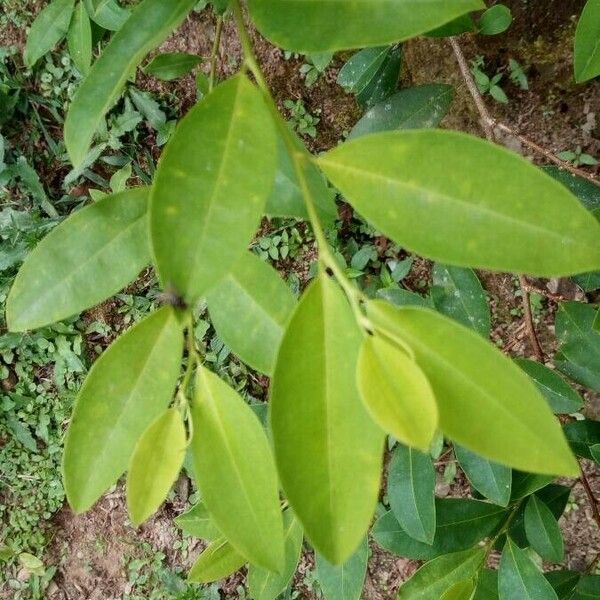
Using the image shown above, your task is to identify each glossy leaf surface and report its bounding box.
[271,274,384,564]
[24,0,75,67]
[65,0,196,166]
[388,445,436,544]
[7,188,150,332]
[247,0,484,52]
[151,75,276,302]
[316,537,368,600]
[357,335,437,450]
[368,302,578,476]
[206,252,296,375]
[63,307,183,512]
[454,444,511,506]
[319,131,600,277]
[191,367,284,572]
[127,408,186,525]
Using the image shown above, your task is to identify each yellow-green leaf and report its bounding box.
[188,538,246,583]
[67,2,92,75]
[357,335,438,450]
[7,188,150,332]
[191,366,284,572]
[126,408,186,526]
[65,0,196,166]
[368,301,579,476]
[63,307,183,512]
[247,0,484,52]
[270,273,384,564]
[318,131,600,277]
[151,75,276,303]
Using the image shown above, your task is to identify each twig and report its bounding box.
[579,464,600,531]
[449,37,545,361]
[209,15,224,91]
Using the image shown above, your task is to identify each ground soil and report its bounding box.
[2,2,600,598]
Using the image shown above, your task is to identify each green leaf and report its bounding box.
[397,547,486,599]
[477,5,512,35]
[65,0,196,166]
[318,131,600,277]
[357,335,437,450]
[191,366,284,572]
[175,501,221,541]
[248,511,303,600]
[510,472,555,501]
[126,408,186,526]
[84,0,130,30]
[151,75,276,303]
[316,536,368,600]
[524,496,564,563]
[545,571,581,599]
[356,46,402,108]
[24,0,75,67]
[270,273,384,564]
[441,580,475,600]
[454,445,511,507]
[349,85,454,140]
[206,252,296,375]
[67,2,92,75]
[377,288,432,308]
[247,0,485,52]
[563,419,600,460]
[7,188,149,332]
[573,270,600,292]
[187,538,246,583]
[575,0,600,82]
[427,14,475,37]
[368,301,579,476]
[515,359,583,415]
[544,166,600,215]
[498,539,558,600]
[337,47,390,95]
[265,135,337,223]
[144,52,202,80]
[373,499,507,560]
[431,264,490,337]
[63,307,183,512]
[388,445,436,544]
[575,575,600,599]
[473,570,499,600]
[591,444,600,464]
[555,302,600,392]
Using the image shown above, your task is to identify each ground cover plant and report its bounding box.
[2,0,600,598]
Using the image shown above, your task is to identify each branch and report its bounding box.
[579,464,600,531]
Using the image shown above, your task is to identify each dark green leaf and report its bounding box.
[477,5,512,35]
[545,571,580,599]
[544,167,600,215]
[473,570,499,600]
[356,46,402,108]
[575,575,600,599]
[337,47,390,95]
[524,496,564,563]
[563,419,600,460]
[144,52,202,80]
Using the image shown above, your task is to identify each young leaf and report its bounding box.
[454,445,512,507]
[191,366,284,572]
[373,499,507,560]
[67,2,92,75]
[575,0,600,82]
[206,252,296,375]
[175,501,221,541]
[187,538,246,583]
[270,274,384,564]
[247,0,485,52]
[515,359,584,415]
[555,302,600,392]
[397,547,486,599]
[431,264,490,337]
[388,445,436,544]
[498,539,558,600]
[83,0,130,31]
[7,188,149,332]
[357,335,438,450]
[126,408,186,526]
[65,0,197,166]
[316,536,369,600]
[367,302,579,476]
[63,307,183,512]
[151,75,276,303]
[441,580,475,600]
[248,511,303,600]
[318,131,600,277]
[24,0,75,67]
[144,52,202,80]
[349,85,454,140]
[524,496,564,563]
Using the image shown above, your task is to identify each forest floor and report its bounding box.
[0,1,599,598]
